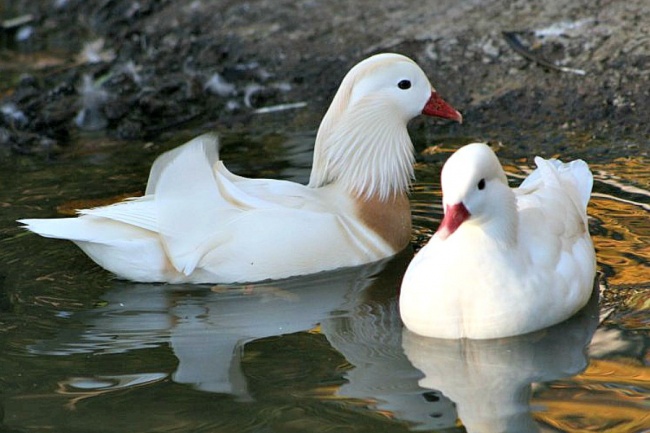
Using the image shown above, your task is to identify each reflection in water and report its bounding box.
[321,292,457,431]
[58,373,168,410]
[589,194,650,285]
[27,249,453,429]
[29,251,606,432]
[1,138,648,432]
[402,286,599,433]
[30,250,445,419]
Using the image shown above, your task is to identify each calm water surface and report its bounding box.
[0,132,648,432]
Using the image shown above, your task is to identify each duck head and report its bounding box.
[437,143,515,241]
[309,53,462,201]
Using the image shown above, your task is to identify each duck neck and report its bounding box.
[308,98,414,201]
[481,190,518,247]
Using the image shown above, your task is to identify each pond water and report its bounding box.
[0,131,648,432]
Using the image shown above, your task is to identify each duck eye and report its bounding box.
[397,79,411,90]
[477,179,486,190]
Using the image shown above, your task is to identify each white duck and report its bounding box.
[19,53,462,284]
[399,143,596,339]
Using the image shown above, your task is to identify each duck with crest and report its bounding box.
[19,53,462,284]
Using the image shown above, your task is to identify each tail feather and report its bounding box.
[526,157,593,212]
[18,216,151,243]
[552,159,593,210]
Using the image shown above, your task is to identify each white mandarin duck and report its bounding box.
[399,143,596,339]
[19,53,462,284]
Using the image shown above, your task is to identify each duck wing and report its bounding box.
[515,156,595,286]
[82,133,320,277]
[518,157,592,212]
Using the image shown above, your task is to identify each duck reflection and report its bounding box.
[321,296,458,430]
[30,251,418,400]
[29,256,600,432]
[402,284,599,433]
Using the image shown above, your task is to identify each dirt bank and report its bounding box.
[1,0,648,158]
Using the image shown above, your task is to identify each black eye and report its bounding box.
[397,79,411,90]
[477,179,486,190]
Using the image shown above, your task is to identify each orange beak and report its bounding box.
[422,91,463,123]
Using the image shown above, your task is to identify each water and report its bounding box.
[0,131,648,432]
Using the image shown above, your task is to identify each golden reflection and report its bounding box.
[588,156,650,285]
[533,359,649,432]
[534,402,649,433]
[590,196,650,285]
[575,358,649,386]
[594,156,650,189]
[603,288,650,330]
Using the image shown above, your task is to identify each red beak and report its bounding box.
[422,91,463,123]
[436,203,470,240]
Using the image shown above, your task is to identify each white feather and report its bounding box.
[400,143,597,339]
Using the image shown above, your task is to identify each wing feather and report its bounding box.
[146,133,220,195]
[517,156,593,270]
[151,134,319,276]
[78,196,158,232]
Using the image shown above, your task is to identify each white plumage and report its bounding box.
[399,143,596,339]
[19,53,462,284]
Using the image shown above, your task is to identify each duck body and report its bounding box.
[19,53,461,284]
[24,135,410,284]
[399,143,596,339]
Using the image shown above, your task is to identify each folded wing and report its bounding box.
[516,156,594,280]
[72,134,317,277]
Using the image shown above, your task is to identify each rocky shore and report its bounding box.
[1,0,648,158]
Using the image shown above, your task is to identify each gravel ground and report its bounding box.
[0,0,648,158]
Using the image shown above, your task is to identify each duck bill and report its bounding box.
[436,203,470,240]
[422,91,463,123]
